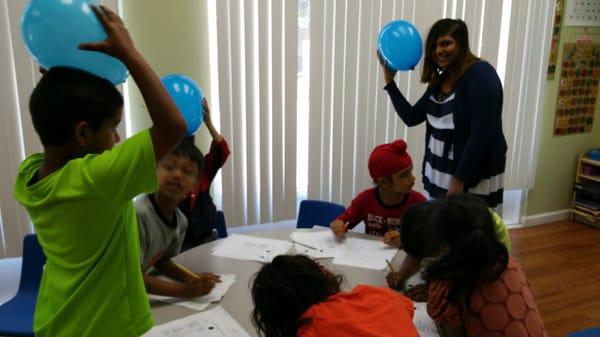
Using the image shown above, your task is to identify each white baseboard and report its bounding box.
[520,209,570,227]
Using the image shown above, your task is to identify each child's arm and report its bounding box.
[155,258,220,284]
[80,5,186,161]
[330,219,349,236]
[197,99,230,185]
[330,192,366,235]
[386,254,422,290]
[142,273,215,299]
[202,99,223,143]
[382,230,400,247]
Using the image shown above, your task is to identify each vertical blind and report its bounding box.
[306,0,553,207]
[211,0,552,226]
[213,0,299,227]
[0,0,554,256]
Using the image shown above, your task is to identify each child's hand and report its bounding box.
[195,272,221,283]
[404,283,429,302]
[330,220,348,236]
[382,230,401,247]
[386,271,405,290]
[202,98,212,124]
[182,278,216,298]
[79,5,137,61]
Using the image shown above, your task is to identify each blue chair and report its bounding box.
[567,328,600,337]
[215,211,228,238]
[0,234,46,337]
[296,200,346,229]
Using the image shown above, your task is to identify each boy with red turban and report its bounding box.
[330,140,426,247]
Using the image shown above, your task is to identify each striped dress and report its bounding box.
[424,90,504,208]
[384,61,507,208]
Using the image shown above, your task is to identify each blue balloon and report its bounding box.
[161,75,204,136]
[378,20,423,71]
[21,0,128,84]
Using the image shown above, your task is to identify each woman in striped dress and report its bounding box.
[378,19,507,208]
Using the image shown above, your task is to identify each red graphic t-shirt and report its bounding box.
[337,188,426,236]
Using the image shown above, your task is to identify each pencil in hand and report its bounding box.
[385,259,396,273]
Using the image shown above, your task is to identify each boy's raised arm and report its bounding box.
[202,99,224,143]
[80,5,186,161]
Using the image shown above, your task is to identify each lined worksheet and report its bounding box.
[211,234,292,263]
[290,230,345,258]
[148,274,236,311]
[142,306,251,337]
[332,237,398,270]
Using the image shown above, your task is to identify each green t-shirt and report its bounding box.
[14,130,157,337]
[491,210,511,252]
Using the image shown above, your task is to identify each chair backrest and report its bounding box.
[18,234,46,294]
[215,211,228,238]
[296,200,346,229]
[0,235,45,337]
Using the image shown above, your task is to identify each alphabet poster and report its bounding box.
[554,43,600,136]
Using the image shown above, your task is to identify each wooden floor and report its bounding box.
[510,220,600,337]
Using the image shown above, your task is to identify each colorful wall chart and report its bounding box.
[548,0,564,79]
[554,43,600,136]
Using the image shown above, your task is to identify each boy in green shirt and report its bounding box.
[13,6,187,337]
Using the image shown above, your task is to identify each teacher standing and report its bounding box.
[379,18,507,208]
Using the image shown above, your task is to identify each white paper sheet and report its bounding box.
[211,234,292,263]
[289,230,345,258]
[332,237,398,270]
[148,274,236,311]
[413,302,440,337]
[142,306,251,337]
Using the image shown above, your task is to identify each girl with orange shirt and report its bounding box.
[251,255,419,337]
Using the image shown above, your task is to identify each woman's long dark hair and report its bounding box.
[421,18,479,87]
[401,194,509,304]
[251,255,342,337]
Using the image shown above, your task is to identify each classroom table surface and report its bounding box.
[149,220,412,336]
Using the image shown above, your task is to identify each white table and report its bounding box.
[0,257,21,306]
[149,221,411,336]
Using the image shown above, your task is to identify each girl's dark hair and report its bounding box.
[29,66,123,146]
[400,200,446,259]
[401,194,509,304]
[421,18,479,86]
[251,255,342,337]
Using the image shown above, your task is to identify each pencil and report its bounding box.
[385,259,396,272]
[293,240,318,251]
[178,264,200,280]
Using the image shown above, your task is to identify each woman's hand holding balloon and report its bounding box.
[377,50,397,84]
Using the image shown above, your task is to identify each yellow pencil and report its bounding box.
[177,264,200,280]
[385,259,396,273]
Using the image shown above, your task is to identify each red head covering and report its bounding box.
[368,139,413,180]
